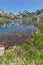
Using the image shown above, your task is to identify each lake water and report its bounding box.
[0,21,38,48]
[0,23,38,33]
[0,19,38,33]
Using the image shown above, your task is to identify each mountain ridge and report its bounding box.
[0,9,43,24]
[0,9,43,18]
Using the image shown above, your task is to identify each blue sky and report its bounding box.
[0,0,43,13]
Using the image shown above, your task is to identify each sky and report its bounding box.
[0,0,43,14]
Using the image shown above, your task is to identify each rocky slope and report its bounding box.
[0,9,15,19]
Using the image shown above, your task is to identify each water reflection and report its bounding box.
[0,19,38,33]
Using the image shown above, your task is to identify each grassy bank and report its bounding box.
[0,16,15,21]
